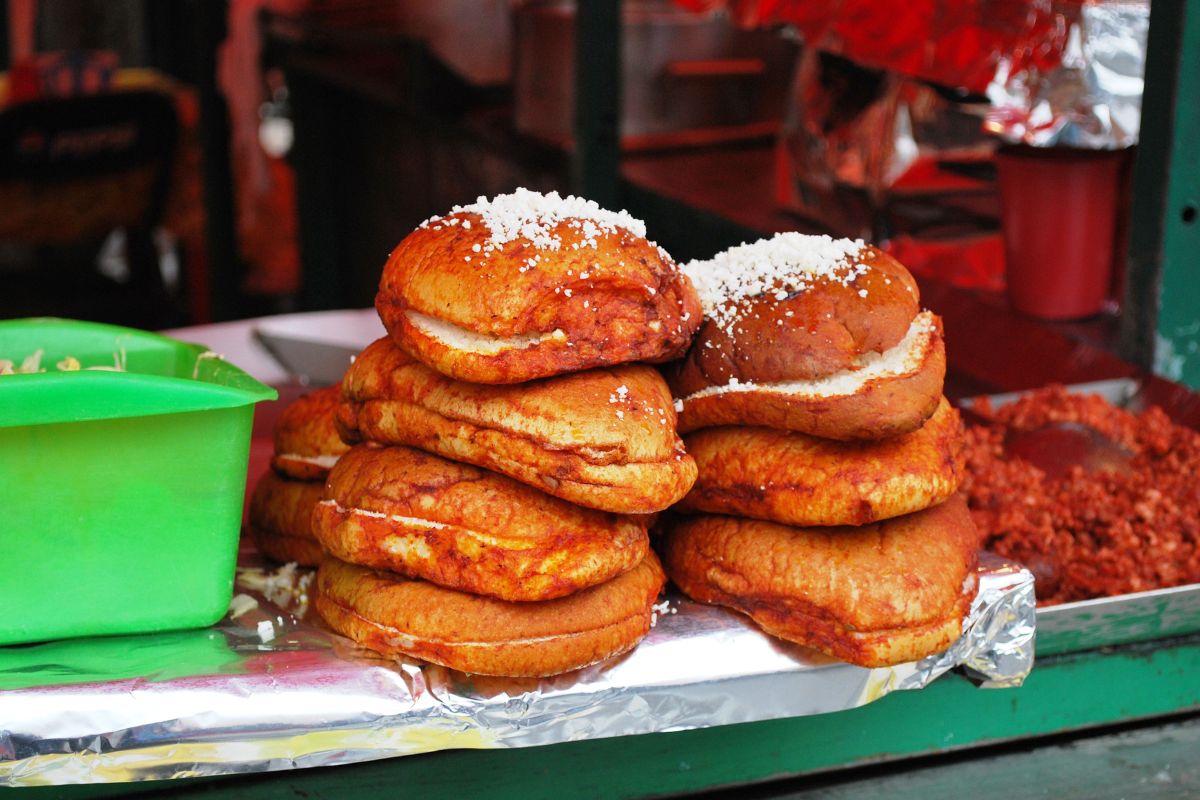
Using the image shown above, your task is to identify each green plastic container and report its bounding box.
[0,318,276,645]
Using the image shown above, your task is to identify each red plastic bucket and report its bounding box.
[995,145,1130,320]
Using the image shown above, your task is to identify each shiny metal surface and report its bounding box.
[986,2,1148,149]
[0,556,1033,786]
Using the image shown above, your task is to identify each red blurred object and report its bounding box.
[7,59,42,103]
[5,51,120,104]
[676,0,1074,93]
[885,232,1005,292]
[995,145,1129,320]
[34,50,119,99]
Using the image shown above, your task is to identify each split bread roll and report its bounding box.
[247,471,327,566]
[314,552,667,677]
[270,385,350,480]
[669,234,945,439]
[677,397,964,526]
[314,444,650,601]
[247,386,350,566]
[376,188,701,384]
[662,496,980,668]
[338,337,697,515]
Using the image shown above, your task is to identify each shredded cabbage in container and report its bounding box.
[0,348,127,375]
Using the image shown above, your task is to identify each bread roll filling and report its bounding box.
[318,499,449,529]
[682,311,934,402]
[407,310,567,355]
[275,453,342,469]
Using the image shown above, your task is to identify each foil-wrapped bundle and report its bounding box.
[774,49,995,239]
[0,555,1033,787]
[688,0,1148,237]
[985,2,1148,149]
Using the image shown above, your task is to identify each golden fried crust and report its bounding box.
[672,247,918,391]
[314,552,666,677]
[338,338,697,514]
[247,471,326,566]
[678,397,964,526]
[271,386,351,480]
[662,496,980,667]
[676,314,946,440]
[376,211,701,384]
[315,444,650,601]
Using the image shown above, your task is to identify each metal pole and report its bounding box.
[572,0,621,207]
[191,0,242,322]
[0,0,10,69]
[1120,0,1200,386]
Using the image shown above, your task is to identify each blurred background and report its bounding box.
[0,0,1196,384]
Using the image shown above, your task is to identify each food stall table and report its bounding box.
[11,636,1200,798]
[7,296,1198,798]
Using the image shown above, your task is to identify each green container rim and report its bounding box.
[0,317,277,427]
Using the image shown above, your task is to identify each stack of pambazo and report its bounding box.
[245,191,982,676]
[662,234,980,668]
[313,189,702,677]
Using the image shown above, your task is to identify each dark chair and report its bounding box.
[0,89,180,329]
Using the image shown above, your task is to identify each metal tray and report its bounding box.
[1037,583,1200,656]
[962,377,1200,656]
[252,308,384,386]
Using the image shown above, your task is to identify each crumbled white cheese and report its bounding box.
[237,562,316,617]
[683,233,868,334]
[650,599,672,628]
[228,593,258,619]
[420,188,646,253]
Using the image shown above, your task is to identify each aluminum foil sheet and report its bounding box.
[985,2,1148,149]
[0,555,1034,787]
[684,0,1149,149]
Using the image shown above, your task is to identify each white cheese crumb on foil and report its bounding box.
[256,619,276,643]
[237,562,315,617]
[650,599,673,628]
[228,593,259,619]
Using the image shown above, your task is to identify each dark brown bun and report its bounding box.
[673,244,918,389]
[247,470,326,566]
[677,397,964,526]
[375,189,701,384]
[315,444,650,602]
[669,235,943,439]
[676,313,945,439]
[662,496,979,668]
[338,337,697,515]
[314,551,666,677]
[270,385,351,480]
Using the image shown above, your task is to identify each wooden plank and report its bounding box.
[769,716,1200,799]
